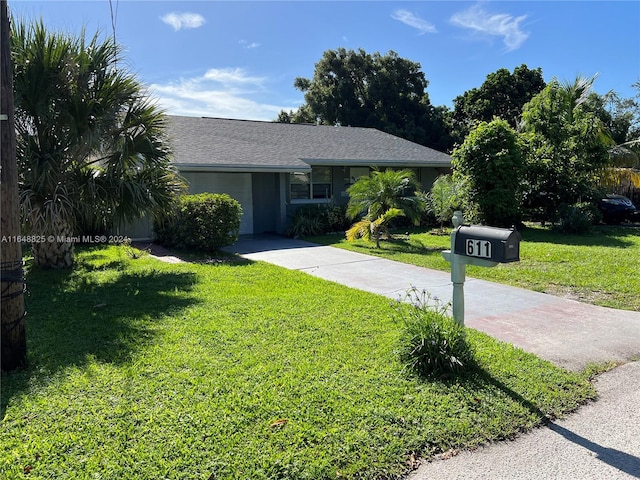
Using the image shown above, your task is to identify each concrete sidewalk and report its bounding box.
[224,235,640,372]
[223,234,640,479]
[407,361,640,480]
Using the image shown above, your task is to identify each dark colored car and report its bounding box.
[598,194,638,224]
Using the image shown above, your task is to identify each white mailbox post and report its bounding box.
[442,211,521,326]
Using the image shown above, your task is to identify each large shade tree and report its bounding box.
[12,19,183,268]
[285,48,453,152]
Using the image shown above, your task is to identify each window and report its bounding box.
[290,167,332,201]
[290,172,310,200]
[349,167,370,184]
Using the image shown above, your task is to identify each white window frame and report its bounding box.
[290,167,333,203]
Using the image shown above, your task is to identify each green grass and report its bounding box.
[308,224,640,311]
[0,246,595,479]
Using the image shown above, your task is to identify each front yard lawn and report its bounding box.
[308,224,640,311]
[0,246,595,479]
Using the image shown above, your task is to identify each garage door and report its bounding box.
[181,171,253,235]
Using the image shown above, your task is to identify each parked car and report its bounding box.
[597,194,638,224]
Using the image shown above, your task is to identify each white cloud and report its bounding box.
[239,40,261,49]
[391,9,437,34]
[202,68,266,87]
[161,12,206,31]
[149,68,297,121]
[450,4,529,51]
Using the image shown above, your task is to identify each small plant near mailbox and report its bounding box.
[154,193,242,252]
[392,288,475,377]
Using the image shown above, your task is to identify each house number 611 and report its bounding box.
[465,238,492,259]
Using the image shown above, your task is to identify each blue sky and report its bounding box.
[10,1,640,121]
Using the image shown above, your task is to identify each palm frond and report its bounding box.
[12,17,185,244]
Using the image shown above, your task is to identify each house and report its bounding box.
[124,115,452,239]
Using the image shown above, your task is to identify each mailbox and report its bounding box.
[453,225,521,263]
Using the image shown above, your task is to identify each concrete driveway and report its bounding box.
[224,235,640,372]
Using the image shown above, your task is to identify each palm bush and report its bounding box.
[346,169,425,247]
[346,168,425,223]
[13,19,184,268]
[346,208,404,248]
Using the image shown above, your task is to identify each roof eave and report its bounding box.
[301,158,451,168]
[174,163,311,173]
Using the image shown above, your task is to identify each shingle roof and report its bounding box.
[166,115,452,172]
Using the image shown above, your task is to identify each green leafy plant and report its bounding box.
[154,193,242,252]
[346,168,425,224]
[428,174,464,227]
[346,208,404,248]
[452,118,525,227]
[555,202,600,234]
[285,203,350,238]
[13,18,184,268]
[392,288,474,376]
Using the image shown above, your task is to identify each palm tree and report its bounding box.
[345,168,425,247]
[346,208,404,248]
[346,168,425,221]
[12,19,184,268]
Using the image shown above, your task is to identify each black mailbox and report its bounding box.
[454,225,521,263]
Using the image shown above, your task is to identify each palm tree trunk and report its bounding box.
[1,0,27,371]
[31,217,75,269]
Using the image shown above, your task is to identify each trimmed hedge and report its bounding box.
[154,193,242,252]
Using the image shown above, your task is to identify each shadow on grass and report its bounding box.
[310,234,447,258]
[1,255,199,416]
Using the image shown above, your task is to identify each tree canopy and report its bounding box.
[520,76,613,222]
[452,64,546,143]
[284,48,453,151]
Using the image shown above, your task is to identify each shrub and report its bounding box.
[154,193,242,252]
[286,213,324,238]
[427,174,464,227]
[392,288,474,377]
[285,203,350,237]
[452,119,525,227]
[555,202,600,234]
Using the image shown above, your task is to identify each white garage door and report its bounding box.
[181,171,253,235]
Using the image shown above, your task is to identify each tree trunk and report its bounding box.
[31,223,75,269]
[1,0,27,371]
